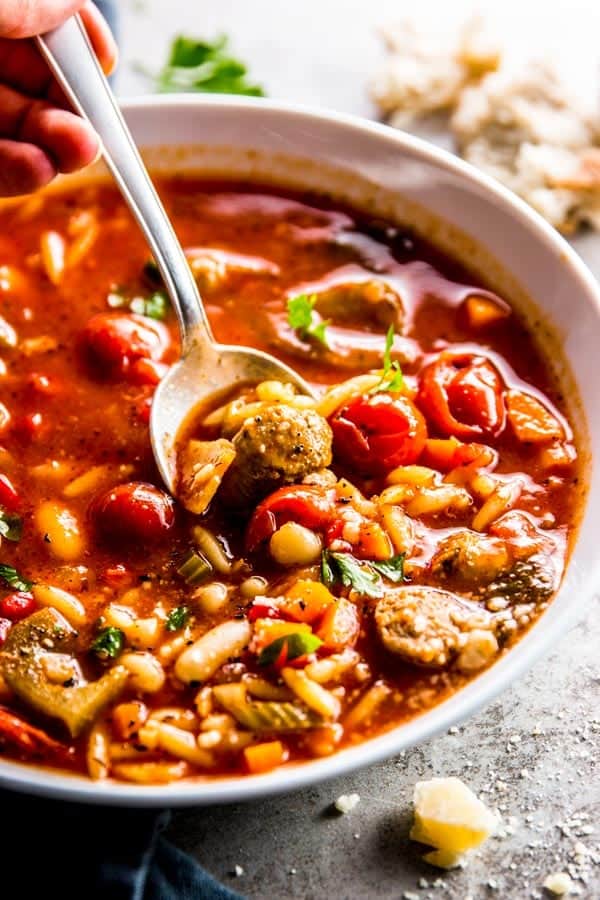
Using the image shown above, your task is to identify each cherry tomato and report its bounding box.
[418,352,505,439]
[92,481,175,544]
[0,473,20,511]
[245,485,336,552]
[0,592,36,622]
[80,313,170,381]
[330,393,427,475]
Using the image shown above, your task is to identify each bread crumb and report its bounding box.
[334,792,361,813]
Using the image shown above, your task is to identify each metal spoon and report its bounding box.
[37,17,313,493]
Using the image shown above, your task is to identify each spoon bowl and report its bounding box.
[151,340,315,493]
[37,16,314,497]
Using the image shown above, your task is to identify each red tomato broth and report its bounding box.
[0,178,581,782]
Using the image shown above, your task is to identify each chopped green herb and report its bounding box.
[321,550,383,598]
[0,563,32,591]
[258,632,323,667]
[371,325,404,393]
[90,626,125,660]
[370,553,406,583]
[155,35,265,96]
[166,605,190,632]
[130,292,169,321]
[0,510,23,542]
[177,550,212,585]
[287,294,330,347]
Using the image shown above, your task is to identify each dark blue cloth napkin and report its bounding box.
[1,788,242,899]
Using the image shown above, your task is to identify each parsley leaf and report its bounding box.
[321,551,407,597]
[0,510,22,542]
[0,563,32,591]
[156,35,265,96]
[287,294,330,347]
[165,605,190,632]
[370,553,406,584]
[91,626,125,660]
[371,325,404,393]
[258,632,323,667]
[321,551,384,599]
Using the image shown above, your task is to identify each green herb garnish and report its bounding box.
[130,292,169,321]
[0,510,23,542]
[258,632,323,667]
[165,605,190,632]
[155,35,265,96]
[321,550,383,598]
[287,294,330,347]
[177,550,212,585]
[370,553,406,583]
[371,325,404,393]
[90,626,125,660]
[0,563,32,591]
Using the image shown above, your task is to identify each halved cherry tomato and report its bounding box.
[80,313,170,381]
[330,393,427,475]
[92,481,175,544]
[245,485,336,552]
[418,352,505,439]
[0,473,20,511]
[0,592,36,621]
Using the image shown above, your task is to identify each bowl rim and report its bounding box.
[2,93,599,807]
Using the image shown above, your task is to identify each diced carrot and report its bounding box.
[538,441,577,471]
[419,437,463,472]
[506,390,563,443]
[112,700,149,741]
[354,522,393,561]
[283,580,336,624]
[252,618,311,650]
[244,740,288,774]
[317,598,361,651]
[303,724,342,757]
[462,295,510,329]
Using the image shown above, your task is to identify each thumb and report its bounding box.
[0,0,88,39]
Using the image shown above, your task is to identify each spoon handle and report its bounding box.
[36,16,212,355]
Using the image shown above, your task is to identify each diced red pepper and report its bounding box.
[0,706,68,757]
[0,473,20,511]
[101,564,134,589]
[245,485,336,552]
[418,352,505,439]
[0,591,36,622]
[248,601,282,622]
[330,393,427,476]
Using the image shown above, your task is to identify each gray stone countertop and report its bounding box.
[117,2,600,896]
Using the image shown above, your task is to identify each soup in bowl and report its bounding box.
[0,97,597,805]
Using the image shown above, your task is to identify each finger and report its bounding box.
[79,2,118,76]
[0,2,116,100]
[0,83,99,173]
[0,139,56,196]
[0,1,86,39]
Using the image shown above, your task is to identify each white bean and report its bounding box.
[32,584,86,626]
[121,652,166,693]
[269,522,322,566]
[174,619,251,684]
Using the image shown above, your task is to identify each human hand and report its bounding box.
[0,0,117,197]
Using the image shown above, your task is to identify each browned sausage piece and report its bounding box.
[374,586,496,669]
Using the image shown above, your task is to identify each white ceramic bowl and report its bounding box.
[2,96,599,806]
